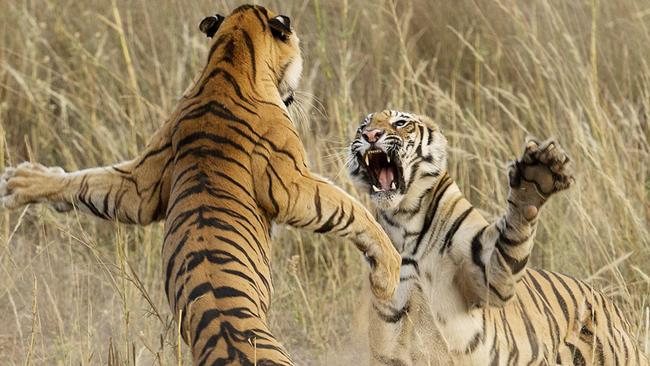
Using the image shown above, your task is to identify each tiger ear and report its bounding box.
[199,14,225,38]
[269,15,291,41]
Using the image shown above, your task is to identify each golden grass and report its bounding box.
[0,0,648,364]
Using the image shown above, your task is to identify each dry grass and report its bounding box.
[0,0,648,364]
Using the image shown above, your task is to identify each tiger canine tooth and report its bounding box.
[372,185,381,192]
[387,155,391,163]
[365,154,370,166]
[391,182,397,190]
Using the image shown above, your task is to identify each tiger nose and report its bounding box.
[362,129,384,143]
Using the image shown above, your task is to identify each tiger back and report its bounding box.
[155,6,402,365]
[0,6,401,365]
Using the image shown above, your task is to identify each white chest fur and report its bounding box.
[375,211,487,363]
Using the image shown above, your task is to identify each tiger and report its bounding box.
[0,6,402,365]
[348,110,648,366]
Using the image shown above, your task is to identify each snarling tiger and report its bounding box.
[0,6,402,365]
[348,110,648,365]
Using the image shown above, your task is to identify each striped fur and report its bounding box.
[0,6,401,365]
[348,110,648,365]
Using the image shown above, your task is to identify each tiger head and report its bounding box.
[349,110,448,210]
[198,5,303,107]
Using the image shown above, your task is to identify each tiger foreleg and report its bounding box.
[462,138,573,306]
[281,174,401,300]
[1,124,173,224]
[0,161,165,225]
[1,155,172,226]
[497,138,573,260]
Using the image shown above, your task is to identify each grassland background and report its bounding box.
[0,0,648,364]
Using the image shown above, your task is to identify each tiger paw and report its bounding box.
[367,245,401,300]
[0,162,70,210]
[507,138,573,211]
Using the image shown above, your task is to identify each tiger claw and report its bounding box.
[508,138,573,207]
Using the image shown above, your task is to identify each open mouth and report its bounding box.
[359,148,403,194]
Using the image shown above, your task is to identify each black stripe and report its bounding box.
[464,331,482,354]
[170,163,199,192]
[379,211,400,228]
[220,70,256,107]
[549,272,578,319]
[397,185,433,215]
[221,37,236,64]
[471,226,488,277]
[101,186,112,219]
[252,7,267,31]
[165,211,270,296]
[174,100,259,139]
[175,131,249,156]
[527,271,561,347]
[211,235,270,295]
[439,207,473,254]
[228,96,258,116]
[488,283,513,303]
[497,224,529,246]
[241,30,257,79]
[209,170,254,198]
[175,146,251,175]
[164,232,190,301]
[537,270,570,322]
[265,170,280,215]
[495,242,529,274]
[192,307,256,348]
[401,257,420,275]
[566,343,587,366]
[373,302,410,323]
[188,67,225,99]
[411,174,452,255]
[520,275,543,314]
[338,205,356,233]
[111,166,130,175]
[191,285,260,345]
[226,124,258,145]
[205,34,229,67]
[499,307,520,364]
[135,142,172,169]
[314,206,342,233]
[517,295,540,364]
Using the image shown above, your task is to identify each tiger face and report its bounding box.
[198,5,303,107]
[349,110,447,210]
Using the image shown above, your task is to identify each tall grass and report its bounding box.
[0,0,648,364]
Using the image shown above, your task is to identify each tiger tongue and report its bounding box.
[378,167,394,191]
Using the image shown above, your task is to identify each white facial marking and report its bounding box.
[283,56,303,91]
[348,112,449,211]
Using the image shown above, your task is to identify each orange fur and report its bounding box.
[0,6,400,365]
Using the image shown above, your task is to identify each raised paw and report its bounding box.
[0,162,67,210]
[508,138,574,204]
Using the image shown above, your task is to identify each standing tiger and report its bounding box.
[348,110,648,365]
[0,6,402,365]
